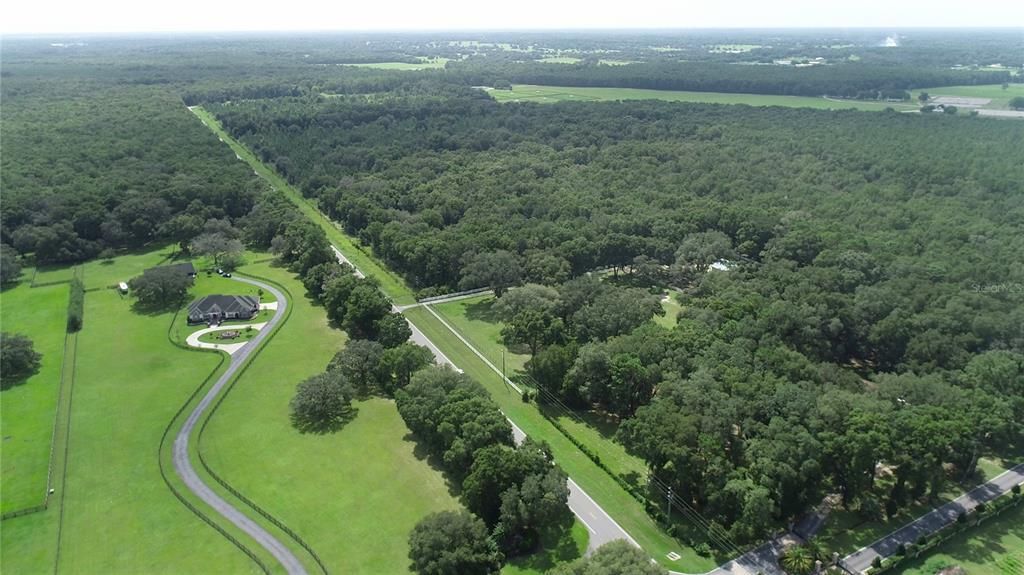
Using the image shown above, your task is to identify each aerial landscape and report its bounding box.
[1,2,1023,575]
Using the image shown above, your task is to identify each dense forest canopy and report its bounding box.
[208,88,1024,540]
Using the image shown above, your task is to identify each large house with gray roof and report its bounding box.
[187,295,259,325]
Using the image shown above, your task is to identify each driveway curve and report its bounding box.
[172,275,309,575]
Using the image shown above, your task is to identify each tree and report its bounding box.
[778,545,815,575]
[191,232,244,270]
[322,272,360,324]
[0,244,22,284]
[460,251,522,297]
[381,343,435,394]
[1,333,42,388]
[289,372,353,433]
[1010,96,1024,110]
[674,230,735,274]
[128,267,192,309]
[495,465,572,555]
[329,339,386,395]
[159,213,204,252]
[408,511,503,575]
[492,284,561,322]
[571,287,663,342]
[550,540,666,575]
[917,91,929,103]
[342,284,391,338]
[375,312,413,348]
[501,309,563,357]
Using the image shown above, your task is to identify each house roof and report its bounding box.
[146,262,196,276]
[188,295,258,317]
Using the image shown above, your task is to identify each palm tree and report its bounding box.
[779,545,815,575]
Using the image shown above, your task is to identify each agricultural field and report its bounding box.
[912,83,1024,110]
[1,249,258,574]
[485,84,918,110]
[346,57,449,70]
[896,503,1024,575]
[0,276,70,513]
[538,56,582,64]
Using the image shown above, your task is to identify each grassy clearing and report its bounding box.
[190,106,416,305]
[598,59,638,66]
[912,83,1024,110]
[346,57,449,70]
[0,277,70,513]
[897,503,1024,575]
[80,244,177,290]
[432,295,531,374]
[404,306,716,572]
[486,84,918,111]
[655,293,683,329]
[199,260,464,573]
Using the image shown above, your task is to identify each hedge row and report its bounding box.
[67,278,84,332]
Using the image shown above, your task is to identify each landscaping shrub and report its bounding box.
[67,277,84,332]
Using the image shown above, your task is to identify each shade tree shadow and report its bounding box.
[290,405,358,435]
[405,432,464,498]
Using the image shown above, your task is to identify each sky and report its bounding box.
[3,0,1023,34]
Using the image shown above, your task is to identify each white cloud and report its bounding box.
[3,0,1023,34]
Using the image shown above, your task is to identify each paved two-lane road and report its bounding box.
[843,463,1024,573]
[172,275,309,575]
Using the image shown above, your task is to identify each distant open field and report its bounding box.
[486,84,918,111]
[538,56,582,64]
[912,83,1024,110]
[345,57,449,70]
[1,277,70,513]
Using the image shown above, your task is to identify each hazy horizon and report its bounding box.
[4,0,1023,35]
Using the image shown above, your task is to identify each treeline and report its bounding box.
[446,59,1015,98]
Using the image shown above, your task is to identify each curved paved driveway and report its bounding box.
[172,275,308,575]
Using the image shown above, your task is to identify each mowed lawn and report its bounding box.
[897,503,1024,575]
[80,244,177,290]
[2,252,260,574]
[486,84,918,111]
[199,261,461,574]
[0,277,70,513]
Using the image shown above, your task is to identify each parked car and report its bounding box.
[224,272,232,278]
[217,268,224,275]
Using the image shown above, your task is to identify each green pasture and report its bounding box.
[503,522,588,575]
[1,250,260,574]
[199,260,463,573]
[80,244,177,290]
[898,503,1024,575]
[1,277,70,513]
[486,84,919,111]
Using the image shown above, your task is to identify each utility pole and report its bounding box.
[667,486,673,523]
